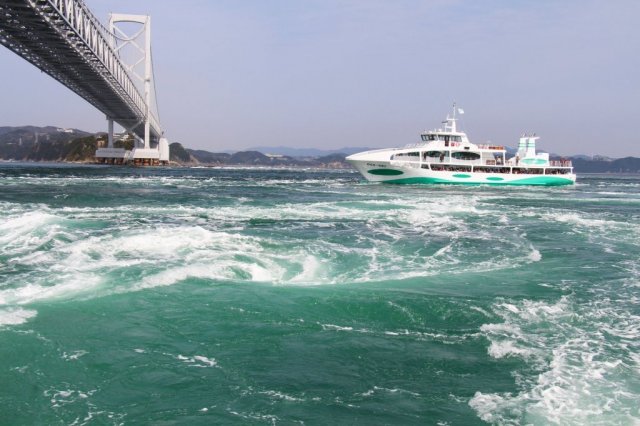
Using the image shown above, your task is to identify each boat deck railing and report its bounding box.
[388,156,575,175]
[549,160,573,167]
[392,156,573,169]
[476,144,506,150]
[420,164,574,175]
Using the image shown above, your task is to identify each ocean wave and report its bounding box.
[0,192,551,330]
[473,291,640,424]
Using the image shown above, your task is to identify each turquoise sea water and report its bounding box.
[0,163,638,425]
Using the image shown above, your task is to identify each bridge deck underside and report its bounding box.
[0,1,160,140]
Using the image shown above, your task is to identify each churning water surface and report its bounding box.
[0,163,639,425]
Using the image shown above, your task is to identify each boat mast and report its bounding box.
[445,102,457,133]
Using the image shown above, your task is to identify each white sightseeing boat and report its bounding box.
[346,106,576,186]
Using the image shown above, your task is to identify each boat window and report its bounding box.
[424,151,443,157]
[428,135,437,141]
[421,135,428,141]
[394,151,420,159]
[451,151,480,160]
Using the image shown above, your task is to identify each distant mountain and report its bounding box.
[0,126,96,162]
[166,143,351,168]
[570,156,640,173]
[0,126,89,137]
[173,143,640,172]
[168,142,191,163]
[247,146,370,157]
[2,125,639,172]
[187,149,230,164]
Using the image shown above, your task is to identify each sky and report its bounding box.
[1,0,639,157]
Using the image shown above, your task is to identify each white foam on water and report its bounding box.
[433,243,453,258]
[549,212,609,228]
[387,301,418,323]
[469,393,518,425]
[0,307,37,326]
[394,329,480,344]
[132,264,229,291]
[359,386,421,398]
[290,255,323,283]
[320,323,355,332]
[62,350,88,361]
[193,355,217,367]
[259,390,306,402]
[487,340,536,360]
[176,354,218,368]
[0,211,65,257]
[472,292,640,424]
[247,263,275,282]
[1,212,354,321]
[0,210,56,235]
[480,322,523,336]
[4,166,639,426]
[228,410,279,425]
[541,210,640,247]
[0,274,104,306]
[469,306,492,317]
[528,248,542,262]
[351,225,540,283]
[44,386,96,408]
[4,175,627,337]
[119,240,332,289]
[4,222,297,304]
[319,321,479,345]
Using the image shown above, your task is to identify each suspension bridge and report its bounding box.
[0,0,169,165]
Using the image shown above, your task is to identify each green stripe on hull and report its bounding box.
[383,177,455,184]
[368,169,404,176]
[508,176,575,186]
[382,176,574,186]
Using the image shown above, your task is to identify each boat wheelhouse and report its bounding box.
[346,106,575,186]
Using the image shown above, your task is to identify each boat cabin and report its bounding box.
[420,134,463,144]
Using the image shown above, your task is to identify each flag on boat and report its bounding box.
[458,108,465,114]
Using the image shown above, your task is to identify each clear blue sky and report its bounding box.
[1,0,638,156]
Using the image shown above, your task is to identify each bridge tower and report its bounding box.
[97,13,168,165]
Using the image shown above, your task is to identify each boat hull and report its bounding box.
[347,159,576,186]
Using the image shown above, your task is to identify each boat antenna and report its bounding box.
[446,101,457,133]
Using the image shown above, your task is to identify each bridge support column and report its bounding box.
[96,117,128,164]
[144,121,150,150]
[107,118,114,148]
